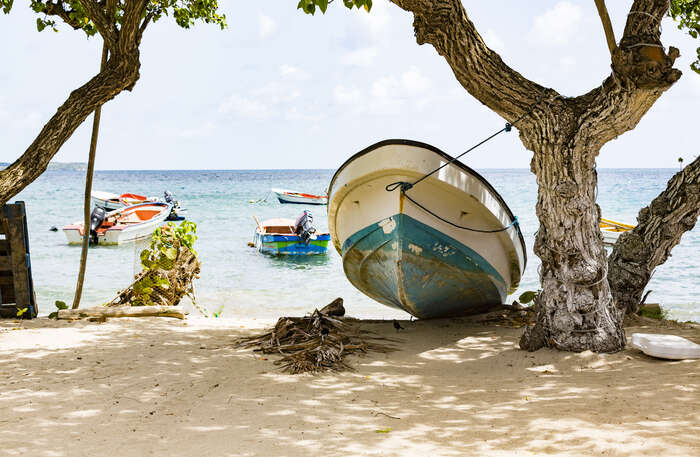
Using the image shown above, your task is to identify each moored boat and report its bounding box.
[63,202,172,245]
[91,190,154,211]
[253,211,330,255]
[271,188,328,205]
[328,139,526,319]
[600,218,635,246]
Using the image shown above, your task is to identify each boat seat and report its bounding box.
[263,225,295,234]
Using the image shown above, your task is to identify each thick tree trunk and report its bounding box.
[608,156,700,314]
[390,0,680,352]
[520,142,625,352]
[0,50,140,206]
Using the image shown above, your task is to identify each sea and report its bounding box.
[12,168,700,323]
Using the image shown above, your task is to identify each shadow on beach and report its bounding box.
[0,316,698,456]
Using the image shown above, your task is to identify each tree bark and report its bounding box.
[608,156,700,314]
[390,0,680,352]
[0,0,148,206]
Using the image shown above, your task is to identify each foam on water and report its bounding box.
[14,168,699,322]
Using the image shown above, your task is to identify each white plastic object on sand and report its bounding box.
[630,333,700,360]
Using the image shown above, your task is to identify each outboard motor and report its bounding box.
[89,207,106,245]
[163,191,185,221]
[295,210,316,245]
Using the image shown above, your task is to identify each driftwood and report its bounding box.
[234,298,398,374]
[58,305,186,320]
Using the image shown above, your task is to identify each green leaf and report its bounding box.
[48,311,58,319]
[16,307,28,317]
[375,428,392,433]
[55,300,68,310]
[165,247,178,260]
[518,291,538,305]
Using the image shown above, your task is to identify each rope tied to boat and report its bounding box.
[385,88,546,233]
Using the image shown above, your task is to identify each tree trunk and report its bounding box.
[0,50,140,206]
[520,141,625,352]
[73,41,109,310]
[608,156,700,314]
[389,0,680,352]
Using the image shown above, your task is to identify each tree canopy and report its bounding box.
[0,0,226,206]
[670,0,700,73]
[1,1,226,37]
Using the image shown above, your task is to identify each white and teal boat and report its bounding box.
[327,139,526,319]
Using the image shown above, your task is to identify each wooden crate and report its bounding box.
[0,202,37,319]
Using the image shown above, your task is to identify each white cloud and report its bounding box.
[334,85,362,105]
[220,82,319,121]
[279,65,311,81]
[401,67,431,93]
[482,29,506,54]
[258,13,276,39]
[178,121,216,140]
[530,1,582,46]
[334,68,434,116]
[340,47,379,67]
[357,1,392,36]
[219,94,270,119]
[11,111,42,130]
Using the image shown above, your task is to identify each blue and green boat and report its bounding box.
[253,217,330,255]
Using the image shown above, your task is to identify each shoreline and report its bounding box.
[1,315,698,456]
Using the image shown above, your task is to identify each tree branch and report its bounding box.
[391,0,551,130]
[118,0,149,53]
[43,1,83,29]
[571,0,681,149]
[594,0,617,56]
[78,0,118,50]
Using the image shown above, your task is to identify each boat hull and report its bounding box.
[63,202,172,245]
[343,214,505,318]
[254,232,330,255]
[328,139,526,319]
[271,188,328,205]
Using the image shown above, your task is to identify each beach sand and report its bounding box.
[1,315,698,457]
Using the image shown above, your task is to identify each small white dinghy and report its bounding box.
[63,202,172,245]
[631,333,700,360]
[271,188,328,205]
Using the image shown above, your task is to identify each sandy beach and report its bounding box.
[0,315,698,457]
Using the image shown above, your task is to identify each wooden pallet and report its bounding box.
[0,202,37,319]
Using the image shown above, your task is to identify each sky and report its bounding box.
[0,1,698,170]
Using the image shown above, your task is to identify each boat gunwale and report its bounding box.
[327,139,527,272]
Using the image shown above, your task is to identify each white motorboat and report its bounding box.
[63,202,173,245]
[328,139,526,319]
[91,190,155,211]
[271,188,328,205]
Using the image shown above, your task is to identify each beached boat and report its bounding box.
[63,202,173,245]
[271,188,328,205]
[253,212,330,255]
[328,139,527,319]
[600,218,635,246]
[91,190,155,211]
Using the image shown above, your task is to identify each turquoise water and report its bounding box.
[12,168,700,322]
